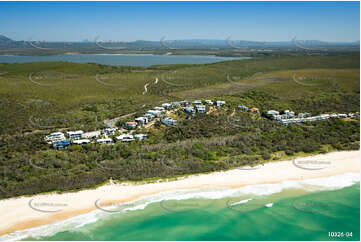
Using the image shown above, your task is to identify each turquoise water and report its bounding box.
[0,54,246,66]
[22,183,360,241]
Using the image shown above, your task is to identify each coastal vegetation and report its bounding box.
[0,53,359,199]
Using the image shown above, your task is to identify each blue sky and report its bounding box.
[0,1,359,42]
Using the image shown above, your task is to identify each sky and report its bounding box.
[0,1,359,42]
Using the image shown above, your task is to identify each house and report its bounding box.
[154,106,165,112]
[338,114,348,118]
[82,130,101,139]
[267,110,279,116]
[184,107,195,114]
[45,132,65,143]
[238,105,249,111]
[72,139,91,145]
[146,110,161,117]
[216,100,226,107]
[348,113,355,118]
[134,134,148,140]
[320,114,330,120]
[66,130,84,140]
[195,105,206,113]
[330,113,338,118]
[298,113,311,118]
[52,140,70,149]
[101,128,117,136]
[171,102,181,108]
[96,138,113,144]
[144,113,155,120]
[193,100,202,105]
[162,103,172,109]
[116,134,135,142]
[135,117,148,125]
[125,121,137,129]
[280,119,290,125]
[180,100,191,106]
[250,107,259,113]
[162,117,177,126]
[205,100,213,105]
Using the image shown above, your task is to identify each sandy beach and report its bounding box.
[0,150,359,237]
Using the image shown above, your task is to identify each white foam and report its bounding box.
[265,203,273,208]
[1,172,359,241]
[230,199,252,206]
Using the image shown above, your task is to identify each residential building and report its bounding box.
[154,106,165,112]
[116,134,135,142]
[184,107,195,114]
[144,113,155,120]
[250,107,259,113]
[52,140,70,150]
[205,100,213,105]
[238,105,249,111]
[135,117,149,125]
[193,100,202,105]
[180,100,191,106]
[101,128,117,136]
[125,121,137,129]
[195,105,206,113]
[66,130,84,140]
[72,139,91,145]
[134,134,148,140]
[162,117,177,126]
[45,132,65,143]
[171,102,181,108]
[162,103,172,109]
[96,138,113,144]
[216,100,226,107]
[146,110,161,117]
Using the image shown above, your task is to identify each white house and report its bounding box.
[216,100,226,107]
[184,107,195,114]
[96,138,113,144]
[66,130,84,140]
[205,100,213,105]
[162,117,177,126]
[101,128,117,136]
[171,102,181,108]
[154,106,165,112]
[146,110,161,117]
[193,100,202,105]
[134,134,148,140]
[162,103,172,109]
[116,134,135,142]
[195,105,206,113]
[144,113,155,120]
[267,110,279,116]
[45,132,65,143]
[72,139,91,145]
[135,117,149,125]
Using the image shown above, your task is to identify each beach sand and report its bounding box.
[0,150,359,236]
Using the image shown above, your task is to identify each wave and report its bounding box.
[1,172,359,241]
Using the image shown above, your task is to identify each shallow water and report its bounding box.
[0,54,247,66]
[5,173,358,241]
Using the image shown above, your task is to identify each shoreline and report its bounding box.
[0,150,359,237]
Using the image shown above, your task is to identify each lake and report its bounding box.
[0,54,248,66]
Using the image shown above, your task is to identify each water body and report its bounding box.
[2,173,358,241]
[0,54,247,66]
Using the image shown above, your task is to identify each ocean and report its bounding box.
[2,173,359,241]
[0,54,247,66]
